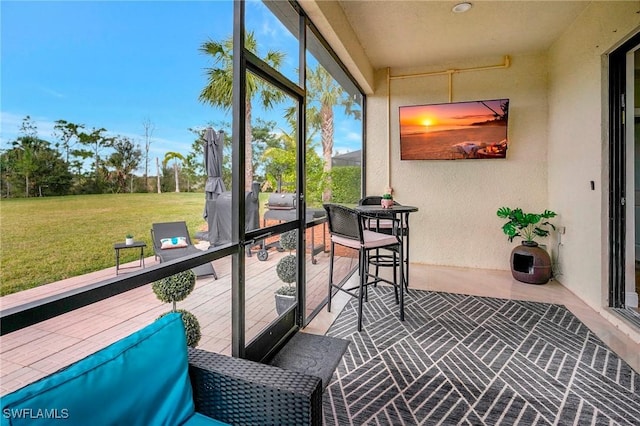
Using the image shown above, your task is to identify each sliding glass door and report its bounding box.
[609,31,640,312]
[232,0,365,361]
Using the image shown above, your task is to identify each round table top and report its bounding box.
[355,204,419,214]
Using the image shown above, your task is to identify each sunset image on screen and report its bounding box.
[399,99,509,160]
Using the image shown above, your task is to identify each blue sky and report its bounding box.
[1,1,361,171]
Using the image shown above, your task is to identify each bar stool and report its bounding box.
[358,196,408,288]
[323,203,403,331]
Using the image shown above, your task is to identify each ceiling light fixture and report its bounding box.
[452,2,472,13]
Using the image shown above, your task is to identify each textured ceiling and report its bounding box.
[338,1,590,69]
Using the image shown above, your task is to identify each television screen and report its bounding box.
[399,98,509,160]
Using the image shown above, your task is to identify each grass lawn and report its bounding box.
[0,193,266,296]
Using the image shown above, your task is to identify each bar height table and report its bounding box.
[354,204,418,291]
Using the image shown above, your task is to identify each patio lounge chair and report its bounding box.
[151,221,217,279]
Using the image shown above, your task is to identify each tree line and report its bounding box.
[0,115,312,198]
[1,116,146,197]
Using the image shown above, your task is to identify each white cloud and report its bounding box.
[343,131,362,142]
[148,136,194,156]
[1,111,25,130]
[260,20,278,38]
[39,86,65,99]
[0,111,59,143]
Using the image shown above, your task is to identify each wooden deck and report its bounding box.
[0,239,356,395]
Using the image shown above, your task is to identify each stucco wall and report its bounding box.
[366,53,549,270]
[547,2,639,311]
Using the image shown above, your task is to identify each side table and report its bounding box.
[114,241,146,275]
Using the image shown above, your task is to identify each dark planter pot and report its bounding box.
[275,293,296,315]
[510,241,552,284]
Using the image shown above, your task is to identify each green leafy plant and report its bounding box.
[382,193,393,200]
[276,230,297,296]
[330,166,361,204]
[125,233,133,239]
[158,309,201,348]
[279,229,297,252]
[152,270,196,310]
[497,207,557,243]
[152,270,201,347]
[276,254,297,286]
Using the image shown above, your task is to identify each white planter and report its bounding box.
[125,237,134,245]
[274,293,296,315]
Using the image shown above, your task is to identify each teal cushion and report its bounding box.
[1,313,195,426]
[183,413,230,426]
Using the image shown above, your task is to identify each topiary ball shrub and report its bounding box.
[159,309,201,348]
[275,284,296,296]
[276,254,297,284]
[152,270,196,304]
[279,229,297,252]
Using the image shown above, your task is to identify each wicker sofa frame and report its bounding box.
[188,348,323,425]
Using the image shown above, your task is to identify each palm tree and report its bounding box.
[306,66,361,201]
[163,152,185,193]
[199,31,284,191]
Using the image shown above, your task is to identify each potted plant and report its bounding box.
[275,230,297,315]
[497,207,557,284]
[381,193,394,209]
[125,234,134,245]
[152,270,201,347]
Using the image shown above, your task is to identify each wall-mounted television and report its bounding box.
[399,98,509,160]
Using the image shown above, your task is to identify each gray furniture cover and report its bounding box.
[208,182,260,247]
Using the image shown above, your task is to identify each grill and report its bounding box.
[265,193,296,210]
[262,193,327,263]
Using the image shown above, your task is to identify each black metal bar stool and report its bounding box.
[323,203,404,331]
[358,196,409,288]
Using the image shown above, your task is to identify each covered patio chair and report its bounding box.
[151,221,217,279]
